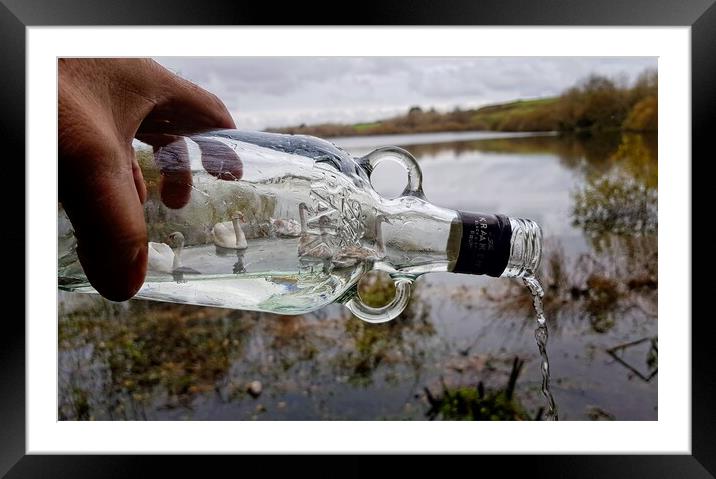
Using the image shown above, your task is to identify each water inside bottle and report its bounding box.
[58,235,368,315]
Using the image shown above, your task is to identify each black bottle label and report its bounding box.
[453,212,512,277]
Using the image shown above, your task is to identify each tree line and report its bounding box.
[267,68,657,137]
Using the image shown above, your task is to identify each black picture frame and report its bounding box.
[3,0,713,475]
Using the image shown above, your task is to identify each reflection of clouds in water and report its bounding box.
[417,153,575,236]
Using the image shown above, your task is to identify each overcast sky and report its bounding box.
[155,57,656,131]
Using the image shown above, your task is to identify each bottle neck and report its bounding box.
[380,198,542,279]
[501,217,543,278]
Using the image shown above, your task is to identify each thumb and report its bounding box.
[60,134,148,302]
[137,61,236,136]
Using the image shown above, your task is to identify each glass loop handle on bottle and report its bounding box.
[358,146,426,199]
[345,147,424,323]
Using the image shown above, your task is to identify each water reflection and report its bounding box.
[59,131,657,420]
[483,234,656,337]
[479,132,656,334]
[424,357,540,421]
[58,301,256,419]
[334,286,435,387]
[402,131,624,172]
[58,292,439,420]
[573,134,657,241]
[606,337,658,382]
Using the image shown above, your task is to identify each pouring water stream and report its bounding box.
[523,275,558,421]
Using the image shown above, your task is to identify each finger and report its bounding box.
[157,139,192,209]
[59,138,148,302]
[137,62,236,136]
[192,137,244,181]
[137,134,193,209]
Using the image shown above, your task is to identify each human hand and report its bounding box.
[59,58,236,301]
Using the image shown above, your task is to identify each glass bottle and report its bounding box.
[58,130,542,323]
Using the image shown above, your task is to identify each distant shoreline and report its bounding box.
[266,98,563,138]
[325,130,558,149]
[267,71,657,138]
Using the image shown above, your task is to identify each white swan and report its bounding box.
[270,217,301,237]
[333,214,391,267]
[298,203,309,234]
[147,232,201,275]
[147,241,174,274]
[212,212,248,250]
[297,203,333,260]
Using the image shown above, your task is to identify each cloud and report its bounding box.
[155,56,657,130]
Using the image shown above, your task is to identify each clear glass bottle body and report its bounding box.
[58,130,541,322]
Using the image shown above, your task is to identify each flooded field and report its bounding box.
[58,130,657,420]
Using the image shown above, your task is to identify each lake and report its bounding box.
[58,130,657,420]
